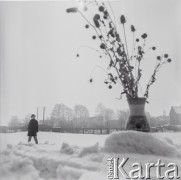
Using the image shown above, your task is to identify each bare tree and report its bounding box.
[105,108,114,133]
[95,103,106,121]
[24,113,31,125]
[74,104,89,119]
[95,103,114,133]
[74,104,89,132]
[65,107,74,121]
[51,104,66,121]
[8,116,20,127]
[51,104,74,127]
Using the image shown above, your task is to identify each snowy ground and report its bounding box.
[0,131,181,180]
[0,132,108,152]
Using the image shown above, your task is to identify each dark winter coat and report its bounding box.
[28,119,38,136]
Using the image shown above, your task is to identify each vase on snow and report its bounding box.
[126,97,150,132]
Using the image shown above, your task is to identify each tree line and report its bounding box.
[8,103,129,129]
[8,103,169,130]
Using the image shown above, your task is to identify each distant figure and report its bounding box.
[28,114,38,144]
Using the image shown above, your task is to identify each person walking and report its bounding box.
[28,114,38,144]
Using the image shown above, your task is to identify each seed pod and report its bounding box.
[94,14,101,20]
[157,56,161,60]
[103,15,108,19]
[104,11,108,17]
[66,7,78,13]
[141,33,147,39]
[93,19,100,28]
[167,58,171,63]
[164,54,168,58]
[85,24,89,29]
[120,15,126,24]
[92,36,96,40]
[100,43,106,49]
[108,85,112,89]
[131,25,135,32]
[99,6,104,12]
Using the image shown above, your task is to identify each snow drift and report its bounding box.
[0,142,105,180]
[0,131,181,180]
[103,131,180,157]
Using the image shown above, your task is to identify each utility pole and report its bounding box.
[37,107,39,120]
[43,106,45,124]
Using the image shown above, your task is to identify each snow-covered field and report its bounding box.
[0,131,181,180]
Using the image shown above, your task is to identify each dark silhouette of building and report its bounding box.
[169,106,181,125]
[0,126,8,133]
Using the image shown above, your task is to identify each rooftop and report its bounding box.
[171,106,181,114]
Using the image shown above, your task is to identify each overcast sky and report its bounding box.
[0,0,181,125]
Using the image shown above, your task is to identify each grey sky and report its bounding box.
[0,0,181,125]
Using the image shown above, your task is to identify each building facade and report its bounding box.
[169,106,181,125]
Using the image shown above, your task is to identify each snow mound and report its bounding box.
[79,143,99,157]
[103,131,178,157]
[0,143,104,180]
[1,132,181,180]
[60,142,74,155]
[57,165,83,180]
[0,152,40,180]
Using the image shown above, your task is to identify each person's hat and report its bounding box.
[31,114,36,118]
